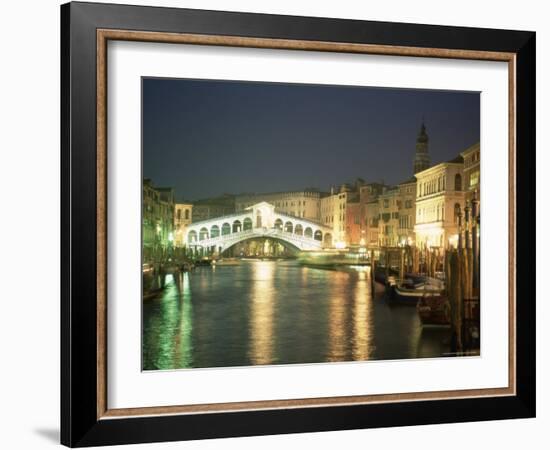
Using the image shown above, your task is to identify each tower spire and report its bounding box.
[413,121,430,174]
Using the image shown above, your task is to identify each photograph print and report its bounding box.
[141,78,481,371]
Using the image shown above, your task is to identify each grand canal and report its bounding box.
[142,260,451,370]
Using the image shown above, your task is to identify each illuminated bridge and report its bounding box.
[185,202,333,254]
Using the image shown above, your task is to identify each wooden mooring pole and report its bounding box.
[399,248,405,280]
[413,246,419,274]
[384,247,389,282]
[449,249,463,353]
[370,249,376,294]
[471,192,479,292]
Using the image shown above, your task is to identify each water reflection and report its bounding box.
[352,268,373,360]
[142,260,451,370]
[175,272,193,368]
[248,261,275,365]
[327,271,349,362]
[142,274,179,370]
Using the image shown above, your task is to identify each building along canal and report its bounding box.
[142,259,452,370]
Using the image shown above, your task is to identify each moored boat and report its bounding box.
[385,276,444,306]
[374,266,398,284]
[213,258,241,266]
[194,258,213,267]
[417,295,451,327]
[297,251,366,268]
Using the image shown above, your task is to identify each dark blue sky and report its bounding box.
[143,78,479,201]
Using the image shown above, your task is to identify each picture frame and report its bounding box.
[61,1,535,447]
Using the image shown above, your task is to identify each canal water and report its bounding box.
[142,260,451,370]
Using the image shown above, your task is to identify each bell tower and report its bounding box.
[413,121,431,174]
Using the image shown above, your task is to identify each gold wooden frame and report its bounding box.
[96,29,516,420]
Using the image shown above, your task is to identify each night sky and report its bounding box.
[143,78,479,201]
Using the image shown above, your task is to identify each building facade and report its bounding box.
[345,200,362,246]
[364,201,380,247]
[235,190,322,221]
[142,179,175,252]
[320,184,354,246]
[461,142,480,207]
[377,187,400,247]
[396,178,417,246]
[192,194,235,222]
[414,157,465,249]
[174,203,193,247]
[358,183,385,248]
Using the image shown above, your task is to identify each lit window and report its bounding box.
[470,170,479,187]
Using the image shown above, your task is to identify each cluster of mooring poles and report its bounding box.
[368,192,480,354]
[445,193,480,353]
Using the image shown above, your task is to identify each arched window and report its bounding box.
[184,209,189,220]
[274,218,283,230]
[304,227,313,238]
[454,174,462,191]
[187,230,197,243]
[232,220,242,233]
[294,224,303,235]
[210,225,220,238]
[199,227,209,240]
[314,230,323,241]
[221,223,231,235]
[243,217,253,231]
[284,221,293,233]
[324,233,332,247]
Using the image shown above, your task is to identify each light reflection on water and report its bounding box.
[352,269,373,361]
[248,261,275,365]
[142,260,450,370]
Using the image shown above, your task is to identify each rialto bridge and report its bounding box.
[185,202,333,254]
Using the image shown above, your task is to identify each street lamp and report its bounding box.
[448,234,459,249]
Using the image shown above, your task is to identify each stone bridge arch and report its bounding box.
[184,202,334,254]
[221,235,301,255]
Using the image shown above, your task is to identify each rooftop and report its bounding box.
[398,176,417,185]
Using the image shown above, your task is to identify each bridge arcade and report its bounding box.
[185,202,333,255]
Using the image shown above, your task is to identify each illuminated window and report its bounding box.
[470,170,480,187]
